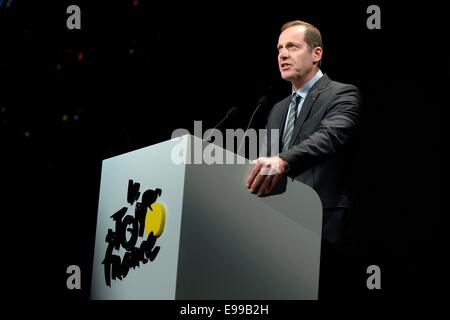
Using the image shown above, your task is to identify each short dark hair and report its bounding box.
[280,20,323,50]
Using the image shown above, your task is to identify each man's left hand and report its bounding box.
[246,156,288,197]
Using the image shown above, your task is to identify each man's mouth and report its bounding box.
[280,63,292,70]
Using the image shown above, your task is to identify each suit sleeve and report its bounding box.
[279,84,361,177]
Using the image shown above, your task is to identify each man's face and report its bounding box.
[277,26,321,87]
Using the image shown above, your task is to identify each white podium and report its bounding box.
[91,135,322,300]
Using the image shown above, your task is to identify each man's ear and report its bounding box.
[312,47,323,64]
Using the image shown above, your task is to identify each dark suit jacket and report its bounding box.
[266,74,361,209]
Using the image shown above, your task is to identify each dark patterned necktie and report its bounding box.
[282,93,301,151]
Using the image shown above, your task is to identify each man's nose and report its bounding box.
[278,48,289,59]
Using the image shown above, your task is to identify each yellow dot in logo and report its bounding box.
[145,202,166,237]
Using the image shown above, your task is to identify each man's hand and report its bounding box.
[246,156,288,197]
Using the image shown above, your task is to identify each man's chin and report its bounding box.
[281,73,294,82]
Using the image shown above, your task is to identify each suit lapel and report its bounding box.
[277,97,291,146]
[289,74,331,148]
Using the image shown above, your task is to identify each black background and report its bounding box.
[1,0,444,315]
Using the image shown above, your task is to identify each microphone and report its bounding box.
[237,95,269,154]
[205,106,240,142]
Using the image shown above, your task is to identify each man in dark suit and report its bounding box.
[246,20,361,298]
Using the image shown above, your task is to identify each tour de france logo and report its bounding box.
[102,179,166,287]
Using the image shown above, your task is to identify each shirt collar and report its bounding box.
[292,69,323,99]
